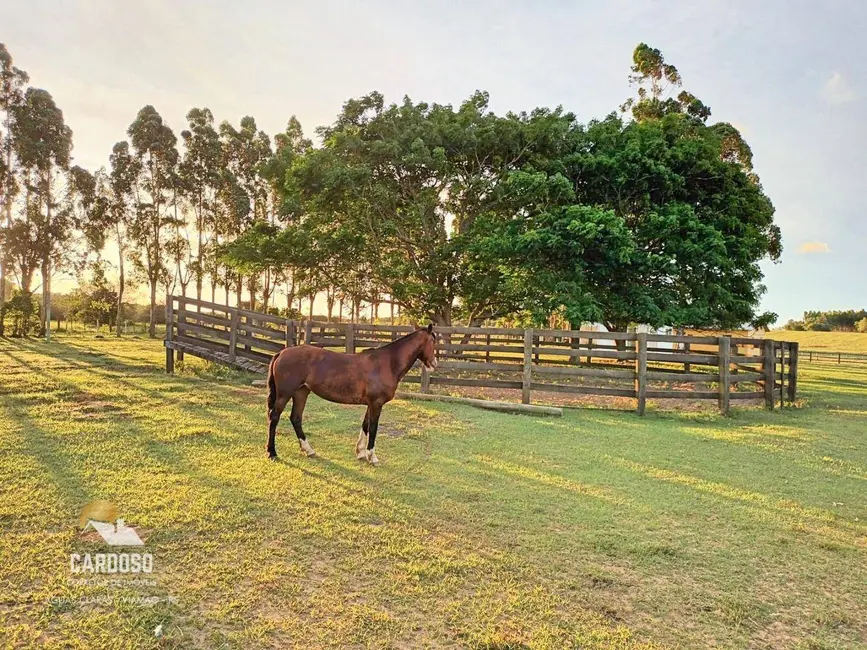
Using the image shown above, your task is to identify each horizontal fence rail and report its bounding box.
[801,349,867,365]
[164,295,799,415]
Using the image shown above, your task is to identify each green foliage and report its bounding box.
[65,261,118,328]
[3,288,38,335]
[476,111,779,329]
[0,40,786,335]
[785,309,867,332]
[856,317,867,333]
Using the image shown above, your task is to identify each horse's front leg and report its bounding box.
[364,403,383,465]
[356,407,370,460]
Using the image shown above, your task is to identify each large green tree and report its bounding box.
[10,87,73,340]
[127,105,179,338]
[179,107,222,308]
[476,44,781,331]
[219,116,270,309]
[287,91,570,325]
[106,141,140,335]
[0,43,28,335]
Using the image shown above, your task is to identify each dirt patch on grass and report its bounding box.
[423,384,763,413]
[69,400,126,420]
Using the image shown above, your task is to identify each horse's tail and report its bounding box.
[267,351,280,420]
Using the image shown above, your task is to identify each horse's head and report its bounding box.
[418,324,437,370]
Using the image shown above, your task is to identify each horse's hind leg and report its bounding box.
[364,403,383,466]
[290,386,316,457]
[267,394,289,460]
[356,407,370,460]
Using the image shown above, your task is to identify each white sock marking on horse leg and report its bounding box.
[356,431,368,460]
[299,439,316,457]
[365,447,379,466]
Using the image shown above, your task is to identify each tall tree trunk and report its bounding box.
[247,274,257,312]
[236,274,243,308]
[43,179,52,342]
[338,297,344,323]
[0,115,13,337]
[307,294,314,320]
[42,261,51,340]
[390,298,395,325]
[115,225,125,337]
[148,278,157,338]
[195,199,203,313]
[263,268,271,313]
[326,289,334,322]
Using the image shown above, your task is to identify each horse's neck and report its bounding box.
[390,333,424,380]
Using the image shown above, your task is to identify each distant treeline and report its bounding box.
[782,310,867,332]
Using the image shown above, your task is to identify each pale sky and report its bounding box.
[3,0,865,323]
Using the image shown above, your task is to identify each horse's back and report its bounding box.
[273,345,373,404]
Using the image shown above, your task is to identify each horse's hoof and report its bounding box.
[299,440,317,457]
[365,449,380,466]
[268,453,277,461]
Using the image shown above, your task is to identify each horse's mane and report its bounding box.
[360,328,426,354]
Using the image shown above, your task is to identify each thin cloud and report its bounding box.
[822,72,856,105]
[797,241,831,254]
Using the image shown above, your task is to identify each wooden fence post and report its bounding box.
[787,342,799,403]
[635,332,647,416]
[176,297,185,362]
[522,328,533,404]
[421,365,430,393]
[165,294,174,374]
[345,323,355,354]
[485,333,491,362]
[585,338,593,365]
[285,319,295,347]
[229,309,240,362]
[718,336,731,416]
[304,319,313,346]
[683,341,691,373]
[779,343,787,408]
[763,339,775,410]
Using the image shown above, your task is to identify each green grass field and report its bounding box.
[0,335,865,649]
[764,330,867,353]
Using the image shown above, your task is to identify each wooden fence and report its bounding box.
[801,349,867,365]
[163,295,799,415]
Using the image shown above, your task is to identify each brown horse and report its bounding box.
[266,325,437,464]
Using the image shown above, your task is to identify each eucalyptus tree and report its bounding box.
[179,107,221,307]
[0,43,28,335]
[11,87,73,340]
[220,116,270,308]
[105,141,140,335]
[127,105,179,338]
[259,116,311,310]
[213,170,249,305]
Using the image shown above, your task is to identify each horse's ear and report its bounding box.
[427,324,433,334]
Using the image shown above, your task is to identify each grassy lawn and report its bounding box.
[764,330,867,353]
[0,335,864,649]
